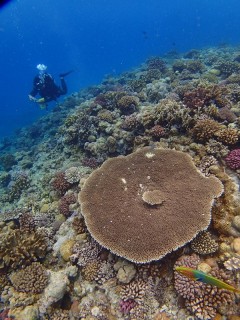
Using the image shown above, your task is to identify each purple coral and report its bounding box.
[225,149,240,170]
[119,299,137,314]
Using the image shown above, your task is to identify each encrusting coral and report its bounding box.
[79,147,223,263]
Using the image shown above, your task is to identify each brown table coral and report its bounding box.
[79,147,223,263]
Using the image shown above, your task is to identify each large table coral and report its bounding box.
[79,147,223,263]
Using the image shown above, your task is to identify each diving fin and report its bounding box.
[36,97,45,103]
[36,97,47,109]
[59,70,74,78]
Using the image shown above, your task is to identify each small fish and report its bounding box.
[175,266,240,294]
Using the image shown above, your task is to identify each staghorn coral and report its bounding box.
[192,119,222,142]
[79,147,223,263]
[216,127,239,145]
[10,262,49,294]
[0,228,48,269]
[154,98,193,130]
[174,254,234,320]
[190,231,218,255]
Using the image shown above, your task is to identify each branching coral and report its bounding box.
[0,229,48,269]
[174,254,234,319]
[19,212,35,233]
[10,262,49,294]
[215,127,239,145]
[70,238,101,267]
[59,193,76,217]
[79,147,223,263]
[154,98,193,130]
[51,172,71,195]
[182,84,229,109]
[192,119,222,142]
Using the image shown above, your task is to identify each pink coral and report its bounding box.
[119,299,137,314]
[148,125,165,138]
[51,172,71,195]
[225,149,240,169]
[59,193,76,217]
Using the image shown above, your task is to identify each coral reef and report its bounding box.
[10,262,49,294]
[174,254,235,319]
[79,147,223,263]
[0,228,48,269]
[1,45,240,319]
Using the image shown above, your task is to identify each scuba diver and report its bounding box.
[28,64,73,109]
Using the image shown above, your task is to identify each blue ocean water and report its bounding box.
[0,0,240,138]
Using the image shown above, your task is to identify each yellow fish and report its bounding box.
[175,266,240,294]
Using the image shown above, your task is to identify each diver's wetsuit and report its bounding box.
[30,73,67,102]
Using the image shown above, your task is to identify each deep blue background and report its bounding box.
[0,0,240,138]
